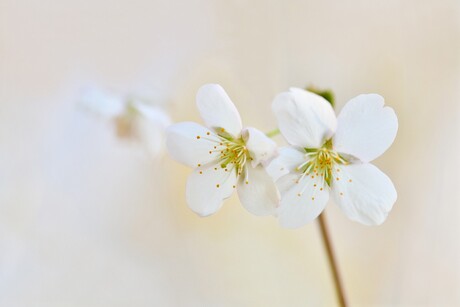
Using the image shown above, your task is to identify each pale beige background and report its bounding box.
[1,0,459,306]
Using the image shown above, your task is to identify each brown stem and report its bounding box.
[317,212,348,307]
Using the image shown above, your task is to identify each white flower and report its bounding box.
[79,87,171,156]
[166,84,279,217]
[268,88,398,228]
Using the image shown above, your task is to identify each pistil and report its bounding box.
[195,130,252,185]
[297,140,348,187]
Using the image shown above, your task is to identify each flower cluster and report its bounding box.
[268,88,398,227]
[80,87,171,156]
[166,85,279,216]
[165,84,398,228]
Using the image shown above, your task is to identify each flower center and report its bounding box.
[196,129,252,185]
[296,139,348,187]
[218,137,249,177]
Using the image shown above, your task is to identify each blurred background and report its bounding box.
[1,0,459,306]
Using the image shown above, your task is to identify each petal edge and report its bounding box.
[332,163,397,225]
[333,94,398,162]
[272,88,337,148]
[196,84,243,137]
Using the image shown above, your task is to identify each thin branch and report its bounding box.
[317,212,348,307]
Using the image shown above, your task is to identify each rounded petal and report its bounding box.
[237,166,279,216]
[79,87,125,117]
[331,163,397,225]
[272,88,337,148]
[135,117,165,156]
[276,173,329,228]
[186,163,237,216]
[132,101,172,129]
[266,147,305,182]
[132,102,172,156]
[333,94,398,162]
[242,127,277,167]
[196,84,243,137]
[166,122,220,168]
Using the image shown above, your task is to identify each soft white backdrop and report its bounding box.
[1,0,459,306]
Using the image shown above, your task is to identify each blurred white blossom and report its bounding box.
[268,88,398,228]
[166,84,279,217]
[79,87,171,156]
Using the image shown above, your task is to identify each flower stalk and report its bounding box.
[313,87,347,307]
[318,212,348,307]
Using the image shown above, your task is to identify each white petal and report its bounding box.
[276,173,329,228]
[266,147,305,182]
[131,102,172,156]
[237,166,279,216]
[333,94,398,162]
[79,87,125,117]
[331,163,397,225]
[132,101,172,129]
[272,88,337,148]
[196,84,243,137]
[134,117,165,156]
[186,163,237,216]
[242,127,277,167]
[166,122,221,168]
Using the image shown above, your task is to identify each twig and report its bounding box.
[317,212,348,307]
